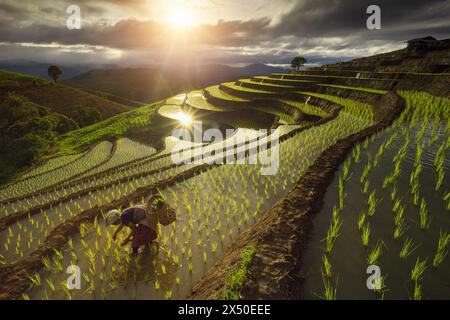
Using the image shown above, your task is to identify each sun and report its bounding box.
[174,111,193,125]
[169,10,193,28]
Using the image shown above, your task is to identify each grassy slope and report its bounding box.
[0,69,133,119]
[58,102,160,155]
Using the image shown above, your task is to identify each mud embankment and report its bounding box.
[188,92,404,299]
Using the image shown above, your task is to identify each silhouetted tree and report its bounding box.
[48,65,62,83]
[291,57,307,71]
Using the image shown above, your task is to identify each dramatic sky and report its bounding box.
[0,0,449,67]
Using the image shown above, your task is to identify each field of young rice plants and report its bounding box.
[0,141,114,201]
[302,91,450,300]
[8,94,375,300]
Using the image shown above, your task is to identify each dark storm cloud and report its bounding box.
[0,16,272,49]
[273,0,450,39]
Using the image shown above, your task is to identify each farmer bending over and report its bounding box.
[106,195,164,254]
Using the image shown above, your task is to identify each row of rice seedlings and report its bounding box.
[410,257,427,300]
[432,231,450,268]
[0,141,114,201]
[434,139,447,191]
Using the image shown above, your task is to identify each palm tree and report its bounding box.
[291,57,307,71]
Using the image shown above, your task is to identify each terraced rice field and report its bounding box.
[0,70,448,301]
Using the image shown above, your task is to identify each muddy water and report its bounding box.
[301,124,450,299]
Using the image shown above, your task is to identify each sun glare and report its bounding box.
[175,111,193,125]
[169,10,193,28]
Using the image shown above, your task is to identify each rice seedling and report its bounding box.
[419,198,430,230]
[322,255,332,278]
[400,238,419,259]
[411,257,427,282]
[393,215,407,240]
[367,190,380,217]
[361,223,371,247]
[412,282,422,300]
[357,211,366,230]
[432,231,450,268]
[367,241,384,265]
[321,274,338,300]
[324,207,342,253]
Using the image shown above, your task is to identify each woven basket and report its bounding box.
[156,204,176,226]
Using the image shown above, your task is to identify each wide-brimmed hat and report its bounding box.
[105,209,121,225]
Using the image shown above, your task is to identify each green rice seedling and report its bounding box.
[358,211,366,230]
[46,278,56,293]
[444,192,450,210]
[367,241,384,265]
[22,293,30,300]
[342,160,352,182]
[361,223,371,247]
[353,144,361,164]
[338,176,345,209]
[367,190,380,217]
[400,238,419,259]
[412,282,422,300]
[372,274,388,298]
[325,208,342,253]
[28,273,42,287]
[321,274,338,300]
[393,216,407,240]
[419,198,430,230]
[42,256,51,270]
[432,231,450,268]
[411,257,427,282]
[390,185,398,201]
[322,255,332,278]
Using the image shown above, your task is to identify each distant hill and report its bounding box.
[0,69,134,122]
[65,64,286,103]
[0,60,118,80]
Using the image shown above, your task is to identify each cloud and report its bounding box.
[0,0,448,66]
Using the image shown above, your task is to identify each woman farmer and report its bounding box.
[106,194,165,254]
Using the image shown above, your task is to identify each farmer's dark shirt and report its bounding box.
[120,206,147,226]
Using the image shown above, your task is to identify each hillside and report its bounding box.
[65,64,286,103]
[0,69,137,182]
[0,69,134,120]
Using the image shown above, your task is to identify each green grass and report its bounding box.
[239,78,295,88]
[206,85,249,102]
[187,90,224,111]
[272,73,394,81]
[221,245,256,300]
[58,102,160,154]
[247,106,296,124]
[254,76,312,83]
[222,82,274,94]
[318,84,387,94]
[282,100,329,118]
[0,69,50,87]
